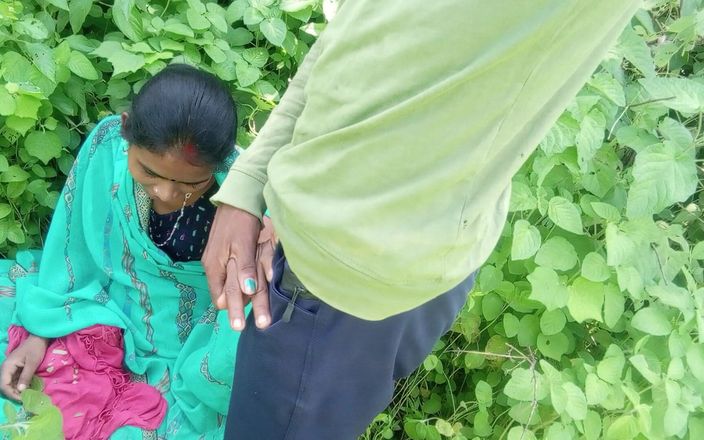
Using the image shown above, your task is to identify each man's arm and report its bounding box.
[211,40,324,218]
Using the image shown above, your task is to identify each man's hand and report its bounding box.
[0,335,49,401]
[203,204,273,331]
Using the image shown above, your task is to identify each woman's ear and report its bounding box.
[121,112,129,126]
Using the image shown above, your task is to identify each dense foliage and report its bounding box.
[1,0,703,439]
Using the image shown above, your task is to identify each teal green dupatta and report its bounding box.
[0,116,241,439]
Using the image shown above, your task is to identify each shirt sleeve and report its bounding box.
[211,40,324,218]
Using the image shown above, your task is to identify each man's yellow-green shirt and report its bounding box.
[213,0,642,320]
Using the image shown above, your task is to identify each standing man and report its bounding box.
[204,0,641,438]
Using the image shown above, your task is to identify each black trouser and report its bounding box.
[224,246,475,439]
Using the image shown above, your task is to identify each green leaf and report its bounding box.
[260,17,287,46]
[0,204,12,219]
[481,293,504,321]
[204,45,227,63]
[590,201,620,223]
[7,223,25,244]
[112,0,144,42]
[626,142,697,218]
[228,28,255,46]
[434,419,453,437]
[585,373,610,405]
[16,17,50,40]
[236,62,261,87]
[69,0,93,33]
[605,415,638,440]
[629,354,661,384]
[581,252,610,282]
[164,20,195,37]
[540,113,578,154]
[568,277,604,323]
[280,0,317,12]
[6,116,36,135]
[511,220,541,260]
[14,95,42,119]
[540,309,566,335]
[563,382,588,420]
[473,408,493,437]
[48,0,70,10]
[23,42,56,82]
[422,354,439,371]
[537,332,569,360]
[24,131,63,164]
[187,9,211,30]
[3,401,17,424]
[686,343,704,382]
[509,181,537,211]
[582,411,602,440]
[617,26,655,78]
[602,284,624,328]
[3,51,57,97]
[475,380,493,407]
[243,47,268,67]
[588,72,626,106]
[67,51,99,80]
[504,368,547,401]
[692,242,704,260]
[664,403,688,437]
[548,197,583,234]
[605,224,636,267]
[226,0,247,23]
[658,117,693,150]
[597,344,625,385]
[631,305,672,335]
[507,426,537,440]
[244,7,265,25]
[0,86,16,116]
[517,314,540,348]
[640,77,704,116]
[528,267,568,311]
[576,109,606,166]
[503,313,520,338]
[648,284,694,322]
[93,42,146,76]
[105,79,131,99]
[535,237,577,271]
[206,9,229,33]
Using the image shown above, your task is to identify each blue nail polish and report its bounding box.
[244,278,257,295]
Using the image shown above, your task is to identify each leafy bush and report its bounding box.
[361,1,704,439]
[2,1,704,440]
[0,0,327,257]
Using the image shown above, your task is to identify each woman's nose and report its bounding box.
[152,184,179,202]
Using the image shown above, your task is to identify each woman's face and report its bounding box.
[127,145,214,210]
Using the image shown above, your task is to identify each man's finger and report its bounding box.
[202,251,227,308]
[252,264,271,329]
[259,241,275,282]
[224,258,246,331]
[232,217,260,297]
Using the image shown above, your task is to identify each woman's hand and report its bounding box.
[0,335,49,401]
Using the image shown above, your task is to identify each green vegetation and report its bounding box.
[1,0,703,439]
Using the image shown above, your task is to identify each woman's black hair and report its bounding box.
[122,63,237,167]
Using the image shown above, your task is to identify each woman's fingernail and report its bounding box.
[17,383,26,392]
[232,318,243,330]
[256,315,269,327]
[244,278,257,295]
